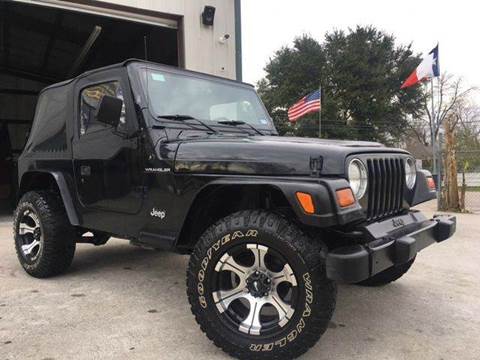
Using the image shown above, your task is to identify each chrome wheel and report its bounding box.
[18,209,43,261]
[212,243,298,336]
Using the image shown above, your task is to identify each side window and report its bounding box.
[79,81,126,136]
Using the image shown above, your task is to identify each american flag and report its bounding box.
[287,89,321,122]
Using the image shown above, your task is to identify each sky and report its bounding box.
[241,0,479,97]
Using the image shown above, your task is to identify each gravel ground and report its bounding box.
[0,200,479,360]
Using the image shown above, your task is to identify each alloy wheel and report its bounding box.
[18,209,43,261]
[212,243,298,336]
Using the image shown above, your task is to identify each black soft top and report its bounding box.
[25,60,255,155]
[40,59,253,95]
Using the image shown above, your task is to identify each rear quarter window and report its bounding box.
[26,88,67,152]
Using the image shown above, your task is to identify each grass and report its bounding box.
[465,186,480,192]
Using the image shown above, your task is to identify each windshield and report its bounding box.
[136,66,273,130]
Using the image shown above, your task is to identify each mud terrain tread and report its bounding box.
[187,210,336,360]
[14,191,75,278]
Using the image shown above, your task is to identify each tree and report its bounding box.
[418,74,476,211]
[444,112,461,210]
[257,35,325,137]
[455,102,480,210]
[422,74,473,147]
[257,26,426,144]
[457,102,480,152]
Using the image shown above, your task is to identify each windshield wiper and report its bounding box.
[217,120,264,136]
[157,114,218,134]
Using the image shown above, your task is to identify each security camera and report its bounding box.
[219,34,230,44]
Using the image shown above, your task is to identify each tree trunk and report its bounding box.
[444,116,460,211]
[460,168,466,211]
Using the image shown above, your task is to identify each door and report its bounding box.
[72,69,143,214]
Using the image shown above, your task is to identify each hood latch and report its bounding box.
[309,156,323,177]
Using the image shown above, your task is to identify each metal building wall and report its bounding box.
[27,0,239,80]
[97,0,238,79]
[0,75,45,153]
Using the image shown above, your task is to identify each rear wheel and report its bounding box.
[13,191,75,278]
[187,210,336,360]
[356,257,416,287]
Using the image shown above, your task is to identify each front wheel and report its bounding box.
[187,210,336,360]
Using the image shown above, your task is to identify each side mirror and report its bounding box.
[95,95,123,127]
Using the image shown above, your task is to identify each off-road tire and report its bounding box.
[356,257,416,287]
[14,191,75,278]
[187,210,337,360]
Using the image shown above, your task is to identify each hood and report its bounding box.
[174,135,409,176]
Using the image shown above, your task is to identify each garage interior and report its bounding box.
[0,1,180,211]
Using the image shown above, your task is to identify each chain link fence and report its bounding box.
[453,151,480,213]
[420,150,480,213]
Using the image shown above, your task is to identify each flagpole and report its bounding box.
[318,86,322,138]
[430,77,440,209]
[434,43,441,210]
[401,44,440,208]
[436,76,442,210]
[430,78,436,176]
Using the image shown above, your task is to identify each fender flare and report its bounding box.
[20,170,80,226]
[408,169,437,206]
[190,177,364,228]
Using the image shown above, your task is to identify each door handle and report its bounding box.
[80,165,91,176]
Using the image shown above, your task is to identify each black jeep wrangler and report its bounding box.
[14,60,456,360]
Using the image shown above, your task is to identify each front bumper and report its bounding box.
[326,212,456,283]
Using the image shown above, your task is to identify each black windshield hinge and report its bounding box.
[309,156,323,176]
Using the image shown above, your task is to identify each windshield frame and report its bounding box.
[127,62,276,134]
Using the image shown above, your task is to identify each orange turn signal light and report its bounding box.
[427,177,436,190]
[296,192,315,214]
[336,188,355,208]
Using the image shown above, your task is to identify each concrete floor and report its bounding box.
[1,201,479,360]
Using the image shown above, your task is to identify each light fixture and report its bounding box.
[336,188,355,208]
[348,159,368,200]
[202,6,216,26]
[296,192,315,214]
[405,158,417,189]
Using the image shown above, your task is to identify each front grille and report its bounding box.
[365,157,405,221]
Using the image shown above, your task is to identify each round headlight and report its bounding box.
[405,158,417,189]
[348,159,368,200]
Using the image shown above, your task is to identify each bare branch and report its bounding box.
[430,74,478,137]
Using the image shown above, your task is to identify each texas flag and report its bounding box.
[401,45,440,89]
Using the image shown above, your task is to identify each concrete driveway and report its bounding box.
[1,201,479,360]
